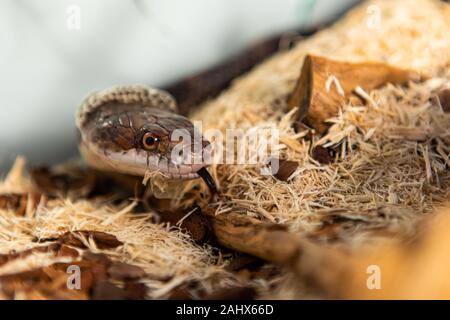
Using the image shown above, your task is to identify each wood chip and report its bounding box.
[60,230,123,249]
[438,88,450,112]
[312,146,333,164]
[272,159,299,181]
[288,54,421,134]
[82,251,112,265]
[91,281,128,300]
[57,245,79,258]
[123,282,148,300]
[167,286,193,300]
[251,265,280,280]
[30,166,95,198]
[225,254,263,272]
[159,207,212,245]
[108,262,146,280]
[0,193,40,216]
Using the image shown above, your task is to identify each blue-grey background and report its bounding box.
[0,0,360,174]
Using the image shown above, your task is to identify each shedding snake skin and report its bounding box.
[75,85,216,192]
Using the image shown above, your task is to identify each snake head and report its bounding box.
[75,85,213,181]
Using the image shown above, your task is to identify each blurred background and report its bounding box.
[0,0,361,174]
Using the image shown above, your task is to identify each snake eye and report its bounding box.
[142,132,159,151]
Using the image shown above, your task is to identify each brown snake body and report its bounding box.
[75,85,216,192]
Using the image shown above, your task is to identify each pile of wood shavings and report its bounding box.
[0,159,232,299]
[166,0,450,241]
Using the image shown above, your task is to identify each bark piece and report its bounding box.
[0,192,40,216]
[0,243,61,266]
[438,87,450,112]
[57,245,79,258]
[159,207,212,245]
[206,210,344,294]
[91,280,147,300]
[165,37,279,115]
[209,212,300,266]
[251,265,280,280]
[225,254,263,272]
[272,159,299,181]
[167,286,193,300]
[123,282,148,300]
[82,251,112,265]
[108,262,146,280]
[91,281,128,300]
[288,54,421,134]
[164,31,319,116]
[203,286,256,300]
[30,166,95,198]
[60,230,123,249]
[312,146,333,164]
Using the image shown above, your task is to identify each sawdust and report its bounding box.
[0,157,232,299]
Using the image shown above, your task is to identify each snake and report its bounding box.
[75,85,217,193]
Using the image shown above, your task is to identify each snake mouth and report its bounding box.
[79,142,210,179]
[110,149,217,193]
